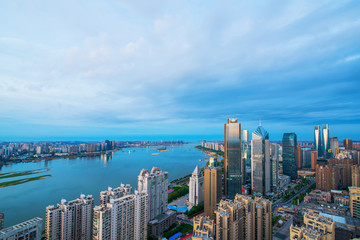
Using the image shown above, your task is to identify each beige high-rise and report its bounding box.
[192,216,215,240]
[214,194,272,240]
[204,158,222,219]
[349,186,360,218]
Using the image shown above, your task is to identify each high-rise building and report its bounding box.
[301,148,312,169]
[350,186,360,218]
[251,125,271,195]
[215,194,272,240]
[138,167,168,221]
[282,133,298,180]
[311,151,317,170]
[224,118,244,198]
[189,165,204,207]
[344,139,353,150]
[93,191,148,240]
[290,211,335,240]
[270,143,280,188]
[314,125,323,158]
[204,158,222,219]
[297,147,302,169]
[330,137,339,157]
[192,216,215,240]
[0,218,43,240]
[45,194,94,240]
[316,160,338,192]
[100,184,132,205]
[322,124,330,156]
[352,165,360,187]
[242,129,249,143]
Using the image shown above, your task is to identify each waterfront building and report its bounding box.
[322,124,330,156]
[344,139,353,150]
[350,186,360,218]
[251,125,271,195]
[0,218,42,240]
[189,165,204,207]
[93,191,148,240]
[224,118,244,198]
[314,125,323,158]
[215,194,272,240]
[204,158,222,219]
[353,165,360,187]
[297,146,303,169]
[282,133,298,180]
[192,216,215,240]
[330,137,339,157]
[290,211,335,240]
[100,184,132,205]
[138,167,168,221]
[45,194,94,240]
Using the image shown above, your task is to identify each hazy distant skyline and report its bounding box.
[1,1,360,141]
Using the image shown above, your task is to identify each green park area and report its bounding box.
[168,186,189,202]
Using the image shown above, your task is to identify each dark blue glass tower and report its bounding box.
[282,133,298,180]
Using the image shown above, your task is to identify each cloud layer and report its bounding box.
[0,0,360,140]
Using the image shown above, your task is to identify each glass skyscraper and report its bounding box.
[314,125,322,158]
[322,124,330,156]
[251,125,271,195]
[282,133,298,180]
[224,119,244,198]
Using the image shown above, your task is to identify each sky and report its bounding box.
[0,0,360,141]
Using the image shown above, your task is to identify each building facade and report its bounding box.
[314,125,323,158]
[352,165,360,187]
[204,158,222,219]
[45,194,94,240]
[282,133,298,180]
[100,184,132,205]
[189,165,204,207]
[343,139,353,150]
[350,187,360,218]
[251,125,271,195]
[138,167,168,221]
[330,137,339,157]
[322,124,330,157]
[224,119,244,198]
[192,216,215,240]
[0,218,43,240]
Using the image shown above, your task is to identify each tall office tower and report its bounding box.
[314,125,323,158]
[311,151,317,170]
[297,147,303,169]
[189,165,204,207]
[271,143,280,161]
[234,194,272,240]
[290,211,335,240]
[352,165,360,187]
[350,187,360,218]
[204,158,222,219]
[45,194,94,240]
[224,118,244,198]
[271,158,279,189]
[93,192,148,240]
[100,184,132,205]
[215,199,245,240]
[138,166,168,221]
[192,216,215,240]
[0,212,3,230]
[344,139,353,150]
[322,124,330,155]
[282,133,298,180]
[242,129,249,143]
[0,218,43,240]
[330,137,339,157]
[251,125,271,195]
[301,149,312,168]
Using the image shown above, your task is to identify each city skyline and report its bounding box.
[1,1,360,141]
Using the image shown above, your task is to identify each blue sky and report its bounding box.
[0,0,360,141]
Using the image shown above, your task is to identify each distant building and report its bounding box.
[0,218,42,240]
[100,184,132,205]
[251,125,271,195]
[311,150,317,170]
[344,139,353,150]
[330,137,339,157]
[282,133,298,180]
[189,165,204,207]
[242,129,249,143]
[350,187,360,218]
[204,158,222,219]
[290,211,335,240]
[301,148,312,169]
[352,165,360,187]
[271,143,280,188]
[322,124,330,156]
[45,194,94,240]
[138,167,168,221]
[215,194,272,240]
[314,125,323,158]
[297,147,303,169]
[93,191,148,240]
[192,216,215,240]
[224,119,244,198]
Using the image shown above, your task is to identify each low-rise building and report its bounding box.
[192,216,214,240]
[148,210,176,237]
[0,217,42,240]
